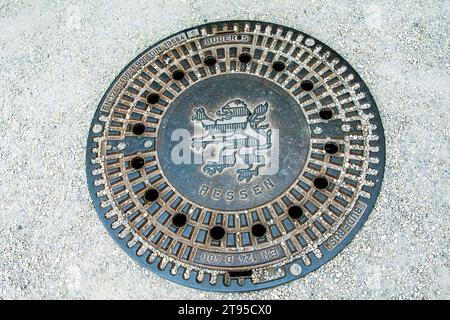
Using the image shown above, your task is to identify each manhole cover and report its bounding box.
[86,21,385,292]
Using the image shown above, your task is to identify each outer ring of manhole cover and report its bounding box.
[86,21,385,292]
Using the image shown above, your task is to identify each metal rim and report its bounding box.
[86,20,385,292]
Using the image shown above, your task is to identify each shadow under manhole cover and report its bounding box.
[86,21,385,292]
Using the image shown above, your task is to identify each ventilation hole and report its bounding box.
[210,226,225,240]
[238,52,252,64]
[172,69,185,80]
[324,142,339,154]
[144,188,159,202]
[131,123,146,135]
[314,177,329,189]
[172,213,187,228]
[130,156,145,169]
[272,61,286,72]
[204,56,217,66]
[300,80,314,91]
[228,270,253,278]
[146,93,159,104]
[319,109,333,120]
[251,223,267,238]
[288,206,303,219]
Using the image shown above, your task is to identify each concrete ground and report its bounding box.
[0,0,449,300]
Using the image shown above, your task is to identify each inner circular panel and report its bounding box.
[157,73,310,211]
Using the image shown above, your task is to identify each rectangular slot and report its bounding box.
[228,270,253,278]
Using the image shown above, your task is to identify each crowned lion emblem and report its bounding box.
[191,99,272,182]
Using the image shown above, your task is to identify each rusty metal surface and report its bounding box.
[86,20,385,291]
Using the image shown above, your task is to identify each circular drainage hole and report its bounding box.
[144,188,159,202]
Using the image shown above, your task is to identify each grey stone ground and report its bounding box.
[0,0,449,300]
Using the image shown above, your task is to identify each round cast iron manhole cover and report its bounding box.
[86,21,385,292]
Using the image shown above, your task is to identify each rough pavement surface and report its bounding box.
[0,0,449,299]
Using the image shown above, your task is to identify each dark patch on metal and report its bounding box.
[86,21,385,292]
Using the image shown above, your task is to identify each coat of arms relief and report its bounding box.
[191,99,273,182]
